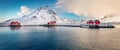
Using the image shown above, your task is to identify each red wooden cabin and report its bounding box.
[47,21,56,25]
[10,21,21,26]
[95,20,101,25]
[87,20,94,24]
[87,20,101,25]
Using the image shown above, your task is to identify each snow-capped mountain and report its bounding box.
[1,6,74,26]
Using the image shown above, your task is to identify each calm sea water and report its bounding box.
[0,26,120,50]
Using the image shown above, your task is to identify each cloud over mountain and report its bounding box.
[17,6,33,16]
[56,0,120,18]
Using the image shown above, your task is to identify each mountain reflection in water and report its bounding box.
[0,26,120,50]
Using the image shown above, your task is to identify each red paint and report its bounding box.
[48,22,51,25]
[95,20,100,25]
[10,21,21,26]
[87,20,101,25]
[47,21,56,25]
[87,20,94,24]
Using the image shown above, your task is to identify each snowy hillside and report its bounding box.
[1,6,75,26]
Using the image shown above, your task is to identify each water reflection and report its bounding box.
[10,26,21,30]
[43,25,56,29]
[0,26,120,50]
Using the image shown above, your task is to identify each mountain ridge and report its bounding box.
[1,6,75,26]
